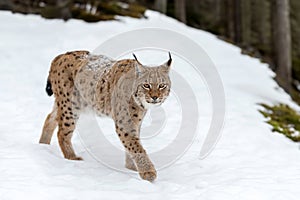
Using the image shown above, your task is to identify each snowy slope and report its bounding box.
[1,10,300,200]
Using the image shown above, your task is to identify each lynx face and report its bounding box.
[133,55,172,109]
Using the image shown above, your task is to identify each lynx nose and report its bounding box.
[152,96,158,101]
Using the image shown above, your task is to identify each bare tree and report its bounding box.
[271,0,292,91]
[233,0,241,44]
[224,0,235,41]
[175,0,186,23]
[240,0,251,46]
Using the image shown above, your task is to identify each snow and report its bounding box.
[1,10,300,200]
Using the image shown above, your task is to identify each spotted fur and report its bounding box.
[40,50,172,182]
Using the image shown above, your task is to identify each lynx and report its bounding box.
[39,50,172,182]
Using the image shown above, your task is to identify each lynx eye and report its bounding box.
[158,83,167,90]
[142,83,151,89]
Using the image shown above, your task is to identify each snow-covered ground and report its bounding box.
[1,10,300,200]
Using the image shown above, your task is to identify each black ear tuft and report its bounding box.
[167,52,172,66]
[133,53,138,62]
[133,53,143,66]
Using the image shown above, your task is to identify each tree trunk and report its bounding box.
[271,0,292,91]
[174,0,186,23]
[233,0,241,44]
[154,0,167,14]
[224,0,235,41]
[240,0,251,46]
[214,0,221,23]
[256,1,270,46]
[251,0,271,55]
[290,0,300,81]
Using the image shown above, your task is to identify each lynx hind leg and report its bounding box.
[57,111,82,160]
[56,95,82,160]
[40,106,58,144]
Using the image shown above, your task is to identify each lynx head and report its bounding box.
[132,53,172,109]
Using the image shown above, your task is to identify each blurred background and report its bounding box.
[0,0,298,101]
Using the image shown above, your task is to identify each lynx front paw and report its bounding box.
[139,170,157,182]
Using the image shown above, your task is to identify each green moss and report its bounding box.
[259,103,300,142]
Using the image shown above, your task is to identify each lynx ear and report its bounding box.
[133,53,142,65]
[133,53,143,76]
[162,52,172,72]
